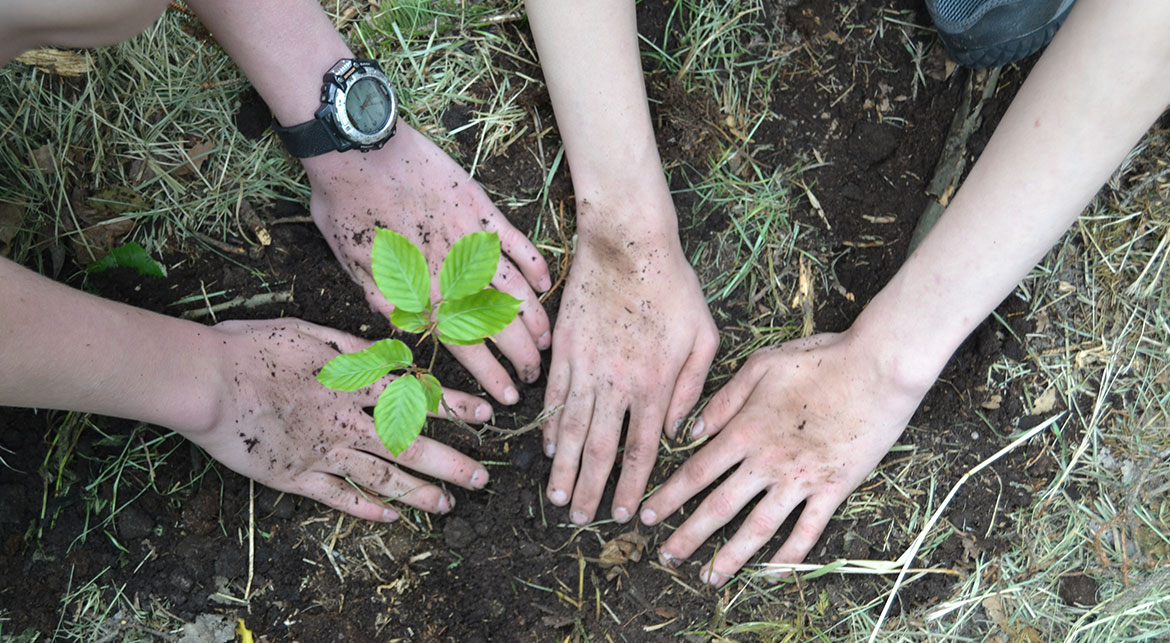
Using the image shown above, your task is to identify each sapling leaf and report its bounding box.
[390,308,430,333]
[419,373,442,414]
[85,241,166,278]
[371,228,430,313]
[439,231,500,301]
[374,375,427,456]
[436,290,522,345]
[317,339,413,391]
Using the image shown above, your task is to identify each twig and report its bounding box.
[908,67,1000,253]
[181,291,294,320]
[269,215,314,226]
[189,229,248,256]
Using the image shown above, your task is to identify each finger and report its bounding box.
[664,328,719,438]
[329,450,456,514]
[296,472,400,523]
[640,430,745,526]
[692,355,768,440]
[344,376,490,424]
[489,318,542,385]
[342,410,488,489]
[353,272,396,320]
[485,213,552,294]
[610,401,667,524]
[445,343,519,405]
[542,356,571,458]
[656,469,770,565]
[566,397,627,524]
[701,492,803,586]
[432,384,493,424]
[492,259,551,350]
[765,497,837,579]
[383,434,489,490]
[546,388,594,508]
[287,319,376,355]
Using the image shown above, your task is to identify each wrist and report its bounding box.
[572,170,681,245]
[847,299,951,398]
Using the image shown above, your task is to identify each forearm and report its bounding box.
[855,0,1170,390]
[524,0,676,239]
[0,258,223,436]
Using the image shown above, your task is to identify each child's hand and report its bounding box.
[193,318,493,521]
[305,122,552,406]
[641,331,927,585]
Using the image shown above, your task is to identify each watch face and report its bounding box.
[344,77,393,134]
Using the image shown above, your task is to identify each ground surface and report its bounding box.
[0,0,1130,641]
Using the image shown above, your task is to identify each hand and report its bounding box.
[639,331,928,586]
[543,213,719,526]
[191,318,493,521]
[304,122,553,405]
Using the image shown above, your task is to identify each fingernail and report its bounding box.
[538,274,552,292]
[437,494,452,513]
[612,506,630,523]
[670,418,683,439]
[381,508,399,522]
[699,567,727,586]
[658,551,678,568]
[475,404,491,422]
[549,488,567,505]
[470,468,488,489]
[538,331,551,350]
[504,387,519,405]
[544,441,556,458]
[523,368,540,384]
[570,510,588,525]
[691,418,706,439]
[640,507,658,525]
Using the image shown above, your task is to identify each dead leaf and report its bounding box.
[176,139,216,178]
[981,394,1003,410]
[1031,387,1058,415]
[32,144,56,175]
[14,48,95,76]
[982,595,1008,630]
[1013,626,1044,643]
[67,186,142,263]
[599,531,648,581]
[0,204,22,257]
[653,606,679,619]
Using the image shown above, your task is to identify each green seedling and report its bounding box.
[316,228,520,455]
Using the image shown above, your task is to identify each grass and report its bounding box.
[2,0,1168,640]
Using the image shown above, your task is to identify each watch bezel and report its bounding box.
[324,59,398,149]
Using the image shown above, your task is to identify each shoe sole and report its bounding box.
[937,0,1077,68]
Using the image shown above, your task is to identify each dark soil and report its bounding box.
[1,1,1067,640]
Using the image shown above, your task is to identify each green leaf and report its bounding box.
[436,289,521,345]
[371,228,430,313]
[439,231,500,301]
[316,339,413,391]
[390,308,430,333]
[419,373,442,414]
[374,376,427,456]
[85,242,166,278]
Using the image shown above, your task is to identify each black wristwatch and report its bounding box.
[273,59,398,158]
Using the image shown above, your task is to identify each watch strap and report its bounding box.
[272,114,346,158]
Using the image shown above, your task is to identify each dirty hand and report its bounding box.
[640,331,927,586]
[303,121,552,405]
[543,216,718,526]
[191,318,492,521]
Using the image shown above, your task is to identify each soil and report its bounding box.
[0,1,1070,640]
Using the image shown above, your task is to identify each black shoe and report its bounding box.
[925,0,1077,68]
